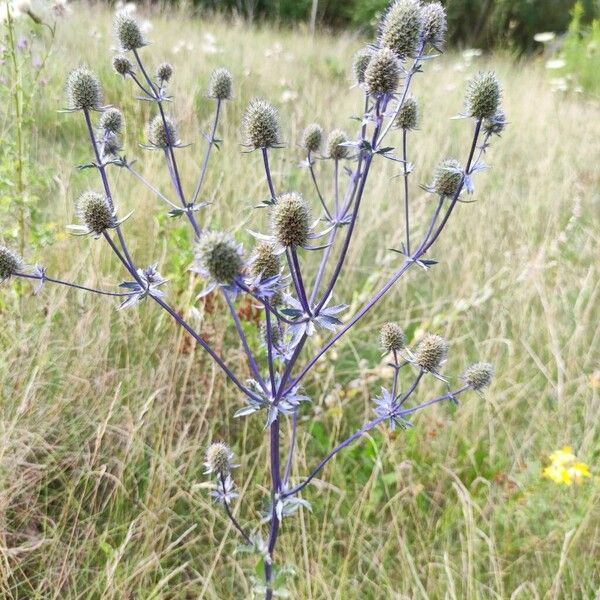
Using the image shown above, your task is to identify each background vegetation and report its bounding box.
[1,2,599,598]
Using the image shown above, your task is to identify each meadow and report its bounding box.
[1,3,599,598]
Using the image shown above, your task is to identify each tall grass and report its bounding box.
[1,3,599,598]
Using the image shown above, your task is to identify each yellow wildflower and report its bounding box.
[543,446,592,486]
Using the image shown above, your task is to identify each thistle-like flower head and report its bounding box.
[195,231,244,286]
[156,62,173,83]
[75,191,117,236]
[395,95,418,130]
[365,47,401,96]
[250,242,281,280]
[483,110,507,136]
[65,66,102,111]
[208,67,233,101]
[242,98,281,150]
[301,123,323,154]
[464,72,502,120]
[430,158,463,198]
[271,192,311,248]
[204,442,235,476]
[112,55,132,76]
[379,0,424,60]
[414,334,448,372]
[114,10,146,51]
[421,1,447,48]
[380,322,406,353]
[0,245,22,281]
[147,114,178,148]
[462,362,494,390]
[352,46,374,85]
[326,129,350,160]
[99,108,124,134]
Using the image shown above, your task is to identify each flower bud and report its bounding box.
[463,362,494,390]
[77,191,115,235]
[196,231,244,285]
[421,2,447,48]
[352,47,374,85]
[379,0,423,60]
[156,62,173,83]
[414,334,448,372]
[261,321,282,347]
[395,95,418,130]
[66,66,102,111]
[431,158,463,198]
[208,67,233,101]
[380,322,406,353]
[365,47,401,95]
[204,442,234,476]
[483,110,506,136]
[250,242,281,280]
[326,129,349,160]
[0,245,22,280]
[102,132,121,157]
[301,123,323,154]
[242,98,281,150]
[112,55,132,76]
[114,11,146,51]
[464,72,501,120]
[147,114,177,148]
[99,108,124,134]
[271,192,311,248]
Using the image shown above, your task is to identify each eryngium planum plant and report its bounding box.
[2,3,506,597]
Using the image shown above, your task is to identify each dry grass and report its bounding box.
[1,3,599,598]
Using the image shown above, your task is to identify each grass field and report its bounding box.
[1,3,599,598]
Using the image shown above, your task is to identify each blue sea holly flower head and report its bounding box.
[204,442,237,476]
[407,333,449,382]
[114,10,147,52]
[462,361,494,391]
[0,245,23,282]
[68,191,131,238]
[425,158,464,199]
[378,0,424,61]
[241,98,282,150]
[144,115,187,150]
[118,264,168,310]
[234,377,310,427]
[192,231,245,297]
[364,47,401,96]
[244,241,286,300]
[65,66,103,112]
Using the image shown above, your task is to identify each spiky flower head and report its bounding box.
[463,362,494,390]
[379,0,423,60]
[196,231,244,285]
[208,67,233,101]
[483,110,506,136]
[431,158,463,198]
[421,1,447,48]
[380,322,406,353]
[112,55,132,76]
[261,321,282,347]
[365,47,401,95]
[114,10,146,51]
[147,114,177,148]
[464,72,501,120]
[65,66,102,111]
[414,334,448,372]
[99,108,124,134]
[395,95,418,130]
[301,123,323,154]
[102,132,121,157]
[271,192,311,248]
[326,129,350,160]
[204,442,234,476]
[250,242,281,280]
[156,62,173,83]
[242,98,281,150]
[0,245,22,281]
[352,47,374,85]
[76,192,115,235]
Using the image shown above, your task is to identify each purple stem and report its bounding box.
[283,411,298,486]
[402,128,411,255]
[290,247,311,315]
[191,99,222,205]
[262,147,277,201]
[219,473,251,545]
[307,151,331,221]
[15,272,135,297]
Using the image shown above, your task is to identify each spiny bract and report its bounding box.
[414,334,448,372]
[66,66,102,111]
[271,192,311,248]
[196,231,244,285]
[242,98,280,150]
[208,67,233,101]
[364,47,401,95]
